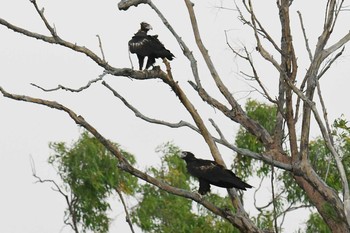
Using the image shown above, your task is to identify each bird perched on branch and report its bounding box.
[180,151,252,195]
[128,22,174,70]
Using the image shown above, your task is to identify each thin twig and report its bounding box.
[209,118,226,142]
[30,156,80,233]
[297,11,313,62]
[118,0,149,11]
[281,66,350,219]
[0,87,259,232]
[317,47,345,80]
[253,177,265,210]
[271,165,278,233]
[103,81,292,170]
[30,0,58,38]
[238,1,281,54]
[278,202,312,229]
[96,35,106,62]
[184,0,240,108]
[102,81,199,132]
[31,72,107,93]
[316,80,333,145]
[116,188,135,233]
[147,0,202,87]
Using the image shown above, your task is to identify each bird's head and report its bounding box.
[140,22,152,32]
[180,151,196,161]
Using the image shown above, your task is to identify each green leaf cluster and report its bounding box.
[131,142,238,233]
[233,100,308,230]
[233,100,350,232]
[48,131,137,233]
[308,116,350,192]
[305,213,331,233]
[234,99,277,179]
[45,108,350,233]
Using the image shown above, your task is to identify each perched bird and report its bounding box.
[180,151,252,195]
[128,22,175,70]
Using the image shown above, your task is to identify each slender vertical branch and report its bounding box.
[160,61,224,166]
[184,0,236,105]
[31,158,80,233]
[271,165,278,233]
[116,188,135,233]
[96,35,106,62]
[0,87,263,232]
[147,0,202,87]
[316,80,333,145]
[297,11,313,62]
[30,0,59,38]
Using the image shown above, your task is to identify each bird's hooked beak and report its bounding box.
[141,21,153,31]
[141,22,153,32]
[146,24,153,30]
[180,151,187,159]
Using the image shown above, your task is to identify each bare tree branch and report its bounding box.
[2,0,350,230]
[104,80,292,170]
[31,72,107,92]
[271,165,279,233]
[184,1,275,150]
[30,157,80,233]
[0,86,263,233]
[316,80,334,145]
[225,36,276,104]
[318,47,345,80]
[323,33,350,59]
[118,0,149,11]
[0,16,109,68]
[146,0,203,87]
[102,80,199,132]
[278,202,312,229]
[297,11,313,62]
[281,69,350,224]
[96,35,106,62]
[30,0,58,38]
[184,0,236,105]
[115,188,135,233]
[239,1,281,54]
[242,0,283,73]
[0,0,279,174]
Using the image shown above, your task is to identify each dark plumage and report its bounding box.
[180,151,252,195]
[128,22,175,70]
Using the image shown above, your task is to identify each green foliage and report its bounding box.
[305,213,331,233]
[46,112,350,233]
[234,99,277,179]
[233,99,309,230]
[308,138,343,191]
[280,171,309,204]
[253,210,274,231]
[233,100,350,232]
[49,131,137,233]
[308,116,350,192]
[131,142,239,233]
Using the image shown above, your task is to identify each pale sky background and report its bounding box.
[1,0,350,232]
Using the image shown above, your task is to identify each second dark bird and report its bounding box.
[128,22,175,70]
[180,151,252,195]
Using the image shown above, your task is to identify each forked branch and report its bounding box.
[0,86,262,233]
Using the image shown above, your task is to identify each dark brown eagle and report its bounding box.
[180,151,252,195]
[128,22,174,70]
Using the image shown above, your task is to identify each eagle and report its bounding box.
[180,151,252,195]
[128,22,175,70]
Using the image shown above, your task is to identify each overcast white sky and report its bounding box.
[1,0,350,232]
